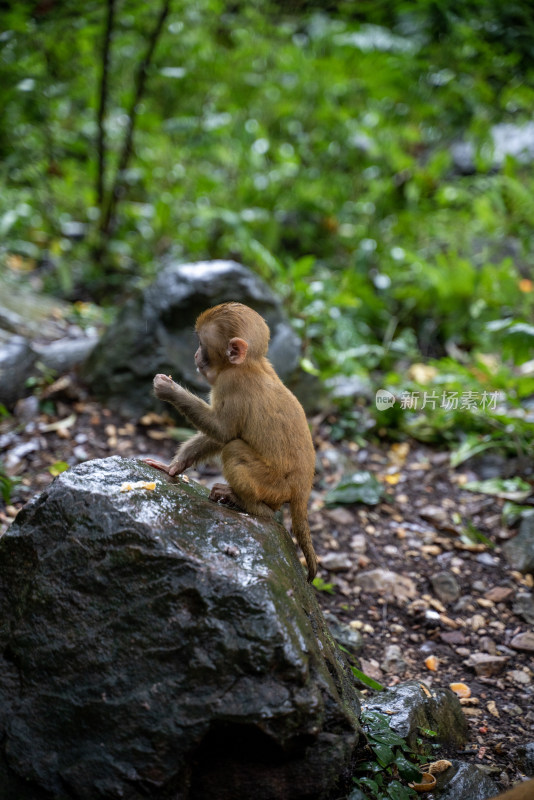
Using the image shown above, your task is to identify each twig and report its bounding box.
[96,0,116,209]
[100,0,171,238]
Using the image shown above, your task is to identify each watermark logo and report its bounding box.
[374,389,505,412]
[375,389,396,410]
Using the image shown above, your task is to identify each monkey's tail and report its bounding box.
[290,495,318,583]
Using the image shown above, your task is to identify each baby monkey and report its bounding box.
[145,301,318,581]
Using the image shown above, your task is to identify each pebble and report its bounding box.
[381,644,407,675]
[510,631,534,652]
[485,586,514,603]
[355,569,417,601]
[465,652,509,677]
[469,614,486,631]
[320,552,353,572]
[350,534,367,552]
[506,670,532,685]
[513,592,534,625]
[431,570,461,604]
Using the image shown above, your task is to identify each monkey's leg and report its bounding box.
[217,440,289,518]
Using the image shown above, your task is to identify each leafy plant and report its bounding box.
[312,576,335,595]
[0,462,20,505]
[352,710,424,799]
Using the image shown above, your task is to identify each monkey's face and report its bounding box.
[194,340,218,386]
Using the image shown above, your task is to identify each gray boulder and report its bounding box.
[365,680,468,750]
[432,761,498,800]
[503,514,534,575]
[82,261,308,417]
[0,456,361,800]
[0,330,36,407]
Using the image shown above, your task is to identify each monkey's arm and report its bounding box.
[145,433,222,476]
[153,374,233,443]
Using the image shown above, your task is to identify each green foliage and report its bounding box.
[0,462,20,504]
[312,576,335,594]
[325,471,385,507]
[353,710,424,799]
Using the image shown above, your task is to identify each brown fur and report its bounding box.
[487,780,534,800]
[146,302,318,581]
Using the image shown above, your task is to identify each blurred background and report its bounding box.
[1,0,533,457]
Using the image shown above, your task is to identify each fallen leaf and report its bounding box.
[450,682,471,698]
[40,413,77,433]
[424,656,439,671]
[487,700,500,718]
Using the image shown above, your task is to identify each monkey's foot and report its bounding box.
[209,483,244,511]
[144,458,171,473]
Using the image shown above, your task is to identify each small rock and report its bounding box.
[484,586,514,603]
[358,658,383,682]
[476,552,499,567]
[503,515,534,574]
[350,534,367,553]
[323,507,355,526]
[478,637,497,655]
[321,552,353,572]
[431,571,461,604]
[464,652,508,677]
[14,395,40,422]
[381,644,407,676]
[419,504,448,525]
[507,670,532,686]
[469,614,486,632]
[73,446,89,462]
[328,621,364,655]
[355,569,417,602]
[513,592,534,625]
[510,631,534,652]
[502,704,523,717]
[440,631,468,646]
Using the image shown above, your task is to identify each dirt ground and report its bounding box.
[1,380,533,794]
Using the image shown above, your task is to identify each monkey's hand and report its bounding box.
[153,373,184,403]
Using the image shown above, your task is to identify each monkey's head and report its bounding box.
[194,302,270,385]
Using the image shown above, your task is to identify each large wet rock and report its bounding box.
[0,330,37,407]
[365,680,468,749]
[432,761,498,800]
[82,261,311,417]
[0,456,361,800]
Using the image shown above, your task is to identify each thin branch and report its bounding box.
[96,0,116,209]
[100,0,171,237]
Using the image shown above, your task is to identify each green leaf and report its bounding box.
[464,477,532,501]
[502,502,534,527]
[460,520,494,549]
[312,576,335,594]
[394,753,423,782]
[325,471,384,507]
[373,743,396,768]
[386,780,413,800]
[48,461,70,477]
[450,434,494,467]
[351,665,385,691]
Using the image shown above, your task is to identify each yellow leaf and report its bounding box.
[424,655,438,671]
[450,682,471,698]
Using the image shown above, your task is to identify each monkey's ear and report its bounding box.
[227,337,248,364]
